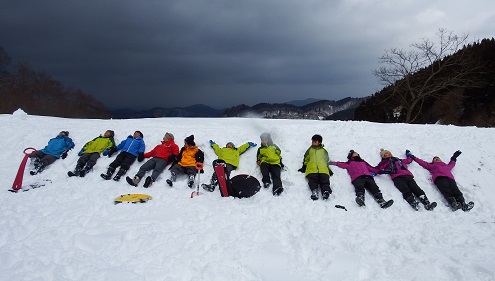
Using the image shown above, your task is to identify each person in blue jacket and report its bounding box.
[101,131,146,181]
[29,131,75,175]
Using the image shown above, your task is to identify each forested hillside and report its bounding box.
[0,47,111,119]
[354,38,495,126]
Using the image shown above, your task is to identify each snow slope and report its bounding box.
[1,111,495,281]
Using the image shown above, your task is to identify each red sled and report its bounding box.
[9,148,37,192]
[214,162,229,197]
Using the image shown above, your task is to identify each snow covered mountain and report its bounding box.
[1,110,494,281]
[224,97,366,120]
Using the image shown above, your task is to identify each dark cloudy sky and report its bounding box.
[1,1,494,110]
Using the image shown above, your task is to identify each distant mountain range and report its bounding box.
[110,97,367,120]
[111,104,225,119]
[223,97,367,120]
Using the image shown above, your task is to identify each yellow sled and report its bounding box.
[114,194,152,204]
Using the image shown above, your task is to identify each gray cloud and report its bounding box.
[1,0,494,109]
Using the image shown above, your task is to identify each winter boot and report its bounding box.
[31,157,41,168]
[447,197,461,211]
[166,172,177,187]
[322,191,330,200]
[68,163,84,177]
[418,195,437,211]
[126,176,140,187]
[405,196,420,211]
[310,189,319,201]
[273,186,284,196]
[374,192,394,209]
[30,162,45,175]
[79,165,93,177]
[355,194,366,206]
[187,174,195,188]
[113,169,126,181]
[460,201,474,212]
[101,167,116,180]
[202,183,215,192]
[377,198,394,209]
[263,182,271,189]
[143,176,153,188]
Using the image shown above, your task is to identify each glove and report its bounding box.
[168,154,177,164]
[138,152,144,162]
[248,142,257,147]
[200,169,204,174]
[107,147,117,157]
[370,172,377,177]
[61,151,68,159]
[78,148,84,156]
[451,150,462,161]
[102,148,110,156]
[209,140,215,146]
[298,165,306,173]
[405,150,415,159]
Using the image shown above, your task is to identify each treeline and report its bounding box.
[0,47,111,118]
[354,38,495,127]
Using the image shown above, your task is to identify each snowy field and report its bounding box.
[1,110,495,281]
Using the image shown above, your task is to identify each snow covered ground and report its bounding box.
[1,110,495,281]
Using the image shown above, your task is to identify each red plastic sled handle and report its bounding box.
[24,147,37,155]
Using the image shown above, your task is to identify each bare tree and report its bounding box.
[373,28,486,123]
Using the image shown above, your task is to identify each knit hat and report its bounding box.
[105,130,115,138]
[260,132,271,140]
[311,134,323,143]
[347,150,355,160]
[185,135,195,146]
[380,148,391,158]
[135,131,144,138]
[164,132,174,140]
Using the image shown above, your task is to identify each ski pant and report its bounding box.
[30,151,57,167]
[352,176,381,197]
[306,173,331,195]
[434,176,465,203]
[170,164,197,176]
[109,151,136,171]
[260,162,282,189]
[136,158,169,181]
[77,152,100,169]
[392,175,425,200]
[210,159,235,184]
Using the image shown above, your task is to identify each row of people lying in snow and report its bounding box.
[28,130,474,211]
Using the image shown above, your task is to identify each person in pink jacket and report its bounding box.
[408,150,474,212]
[374,148,437,211]
[330,150,393,208]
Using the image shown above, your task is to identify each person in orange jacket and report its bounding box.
[166,135,204,188]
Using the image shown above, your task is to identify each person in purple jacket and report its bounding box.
[408,150,474,212]
[330,150,394,208]
[374,148,437,211]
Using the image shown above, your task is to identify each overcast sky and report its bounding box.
[1,0,494,110]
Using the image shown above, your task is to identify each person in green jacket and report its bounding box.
[298,134,333,201]
[68,130,116,177]
[202,139,257,192]
[257,132,284,196]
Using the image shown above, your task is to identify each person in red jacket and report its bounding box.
[126,132,179,187]
[408,150,474,212]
